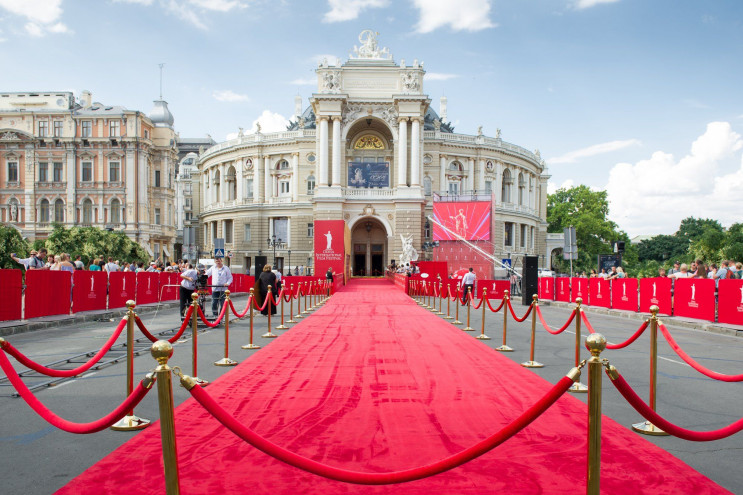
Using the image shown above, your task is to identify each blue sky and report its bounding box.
[1,0,742,237]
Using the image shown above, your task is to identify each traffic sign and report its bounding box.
[214,248,225,258]
[502,258,512,269]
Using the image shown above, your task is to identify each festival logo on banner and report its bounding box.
[314,220,346,276]
[688,283,698,309]
[621,282,628,302]
[89,274,97,300]
[651,280,658,305]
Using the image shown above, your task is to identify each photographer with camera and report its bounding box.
[179,262,198,320]
[206,257,233,321]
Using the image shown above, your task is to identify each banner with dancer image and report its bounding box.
[639,277,672,315]
[611,278,638,312]
[717,279,743,325]
[347,161,389,188]
[314,220,347,278]
[673,278,714,321]
[432,202,491,241]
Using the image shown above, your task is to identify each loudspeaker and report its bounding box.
[522,255,538,305]
[255,256,267,277]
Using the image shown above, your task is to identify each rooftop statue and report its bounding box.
[350,30,392,60]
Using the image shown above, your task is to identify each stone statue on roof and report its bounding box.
[351,30,392,60]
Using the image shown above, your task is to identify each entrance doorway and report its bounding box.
[350,217,387,277]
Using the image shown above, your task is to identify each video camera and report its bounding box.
[196,264,209,289]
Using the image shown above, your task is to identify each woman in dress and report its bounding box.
[258,264,277,316]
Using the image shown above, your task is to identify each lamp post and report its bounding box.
[287,250,291,276]
[267,235,282,269]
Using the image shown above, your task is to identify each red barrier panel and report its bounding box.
[589,278,610,308]
[570,278,589,303]
[136,272,160,305]
[159,272,179,302]
[476,280,510,299]
[109,272,136,309]
[611,278,638,312]
[231,274,244,293]
[72,271,108,313]
[25,270,72,319]
[394,273,409,292]
[673,278,715,321]
[414,261,449,281]
[538,277,554,300]
[0,269,23,321]
[639,277,673,315]
[717,279,743,325]
[555,277,571,302]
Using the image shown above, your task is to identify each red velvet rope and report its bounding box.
[535,306,576,335]
[610,373,743,441]
[1,318,127,377]
[0,350,153,434]
[485,296,506,313]
[136,306,193,344]
[507,300,533,322]
[469,291,484,310]
[450,287,459,302]
[188,375,574,484]
[197,302,228,328]
[230,296,253,318]
[581,312,649,350]
[658,323,743,382]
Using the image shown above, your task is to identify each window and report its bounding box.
[520,224,527,248]
[168,204,172,225]
[307,222,314,237]
[82,161,93,182]
[111,199,121,224]
[278,159,289,170]
[485,180,492,194]
[144,129,150,139]
[154,208,161,225]
[154,243,160,260]
[53,162,63,182]
[423,176,432,195]
[530,226,535,249]
[518,172,525,206]
[8,161,18,182]
[185,198,192,208]
[279,180,290,195]
[224,220,233,243]
[244,224,251,242]
[185,211,192,221]
[109,120,120,137]
[272,217,288,243]
[424,221,431,239]
[501,169,512,203]
[184,182,192,194]
[212,222,217,242]
[82,199,93,224]
[448,181,459,195]
[54,199,64,222]
[38,121,49,137]
[81,121,92,137]
[307,174,315,194]
[39,162,48,182]
[109,161,120,182]
[245,178,253,198]
[504,222,513,247]
[155,170,161,187]
[40,199,50,222]
[53,121,63,137]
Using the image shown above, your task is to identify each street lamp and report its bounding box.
[287,250,291,276]
[267,234,282,269]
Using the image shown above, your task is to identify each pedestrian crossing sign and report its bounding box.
[214,248,225,258]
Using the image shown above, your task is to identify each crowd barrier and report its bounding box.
[537,276,743,326]
[0,269,255,322]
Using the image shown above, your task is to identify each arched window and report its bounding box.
[501,169,512,203]
[214,170,221,202]
[277,159,290,170]
[423,176,432,196]
[518,172,525,205]
[226,165,237,201]
[40,199,50,223]
[111,198,121,224]
[307,174,315,195]
[82,199,93,224]
[54,199,65,223]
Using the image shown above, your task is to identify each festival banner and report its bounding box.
[415,261,448,281]
[72,271,108,313]
[432,201,491,241]
[716,279,743,325]
[348,161,390,188]
[555,277,571,302]
[159,272,179,301]
[611,278,639,312]
[673,278,715,321]
[639,277,672,315]
[109,272,136,309]
[25,270,72,319]
[0,269,23,321]
[588,278,610,308]
[136,272,160,305]
[538,277,554,301]
[394,273,409,292]
[570,277,589,303]
[314,220,346,278]
[476,280,510,300]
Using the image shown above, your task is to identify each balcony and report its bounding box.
[37,181,67,189]
[343,187,395,199]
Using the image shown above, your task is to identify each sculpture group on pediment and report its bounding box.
[351,30,392,60]
[400,71,419,93]
[322,71,342,94]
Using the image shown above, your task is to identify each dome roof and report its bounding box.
[149,100,174,128]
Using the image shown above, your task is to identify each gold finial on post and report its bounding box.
[585,333,607,495]
[521,294,544,368]
[241,288,260,349]
[476,288,490,340]
[214,290,237,367]
[632,305,668,435]
[496,290,513,351]
[569,296,588,393]
[150,340,181,495]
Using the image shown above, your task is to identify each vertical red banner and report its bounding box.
[538,277,554,300]
[555,277,571,302]
[639,277,672,315]
[570,278,589,303]
[394,273,409,292]
[314,220,346,280]
[72,271,108,313]
[718,279,743,325]
[673,278,715,321]
[611,278,638,312]
[476,280,510,299]
[589,278,610,308]
[231,274,244,293]
[136,272,160,305]
[109,272,136,309]
[0,269,23,321]
[159,272,178,301]
[25,270,72,319]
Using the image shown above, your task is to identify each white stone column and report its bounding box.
[264,155,271,201]
[253,157,261,203]
[397,117,408,187]
[439,155,446,194]
[467,158,475,193]
[236,159,244,203]
[292,153,299,201]
[495,162,503,203]
[411,118,420,186]
[220,162,227,204]
[331,116,341,186]
[67,150,76,224]
[478,159,485,193]
[318,116,329,187]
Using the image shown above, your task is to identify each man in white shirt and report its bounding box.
[206,257,233,319]
[104,257,119,273]
[460,267,476,305]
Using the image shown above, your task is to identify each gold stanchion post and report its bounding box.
[288,284,297,323]
[444,284,453,319]
[521,295,544,368]
[453,286,463,325]
[496,290,513,351]
[151,341,181,495]
[188,293,209,386]
[586,333,607,495]
[463,287,474,331]
[569,297,588,393]
[262,286,277,338]
[476,288,491,340]
[214,290,238,366]
[241,288,261,350]
[110,300,151,431]
[430,282,439,313]
[632,305,668,435]
[276,287,288,329]
[302,282,309,314]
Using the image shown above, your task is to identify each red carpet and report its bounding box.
[58,279,728,494]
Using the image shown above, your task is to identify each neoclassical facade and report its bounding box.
[196,32,550,275]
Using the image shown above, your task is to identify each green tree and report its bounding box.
[0,225,31,269]
[677,217,723,245]
[721,223,743,262]
[636,234,688,263]
[42,225,148,266]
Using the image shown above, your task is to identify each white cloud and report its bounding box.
[548,179,574,194]
[226,110,291,139]
[165,0,207,29]
[683,98,711,110]
[412,0,496,33]
[425,72,459,81]
[548,139,641,164]
[290,77,316,86]
[323,0,388,23]
[0,0,71,37]
[212,90,250,102]
[572,0,620,9]
[113,0,155,5]
[24,22,44,37]
[188,0,246,12]
[606,122,743,236]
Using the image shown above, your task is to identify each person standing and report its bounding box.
[460,267,476,305]
[272,265,283,292]
[206,257,233,320]
[74,255,84,270]
[179,263,197,321]
[11,249,46,270]
[257,264,277,316]
[104,257,118,273]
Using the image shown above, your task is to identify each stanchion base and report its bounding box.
[521,360,545,368]
[275,324,289,329]
[301,310,310,315]
[462,326,475,331]
[496,345,514,352]
[241,343,261,349]
[443,315,454,320]
[262,332,277,338]
[214,357,238,367]
[452,320,463,325]
[632,420,669,436]
[435,311,444,315]
[294,314,304,319]
[110,414,151,431]
[193,377,209,387]
[287,319,298,323]
[568,382,588,393]
[475,334,491,340]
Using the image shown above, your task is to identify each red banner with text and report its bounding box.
[611,278,638,312]
[538,277,554,300]
[314,220,346,279]
[639,277,672,315]
[109,272,136,309]
[717,279,743,325]
[25,270,72,319]
[159,272,179,301]
[0,269,23,321]
[476,280,510,300]
[555,277,571,302]
[136,272,160,305]
[570,278,589,303]
[673,278,715,321]
[72,271,108,313]
[588,278,610,308]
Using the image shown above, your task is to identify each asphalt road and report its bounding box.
[1,292,742,494]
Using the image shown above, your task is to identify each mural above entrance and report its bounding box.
[354,135,385,149]
[348,161,390,188]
